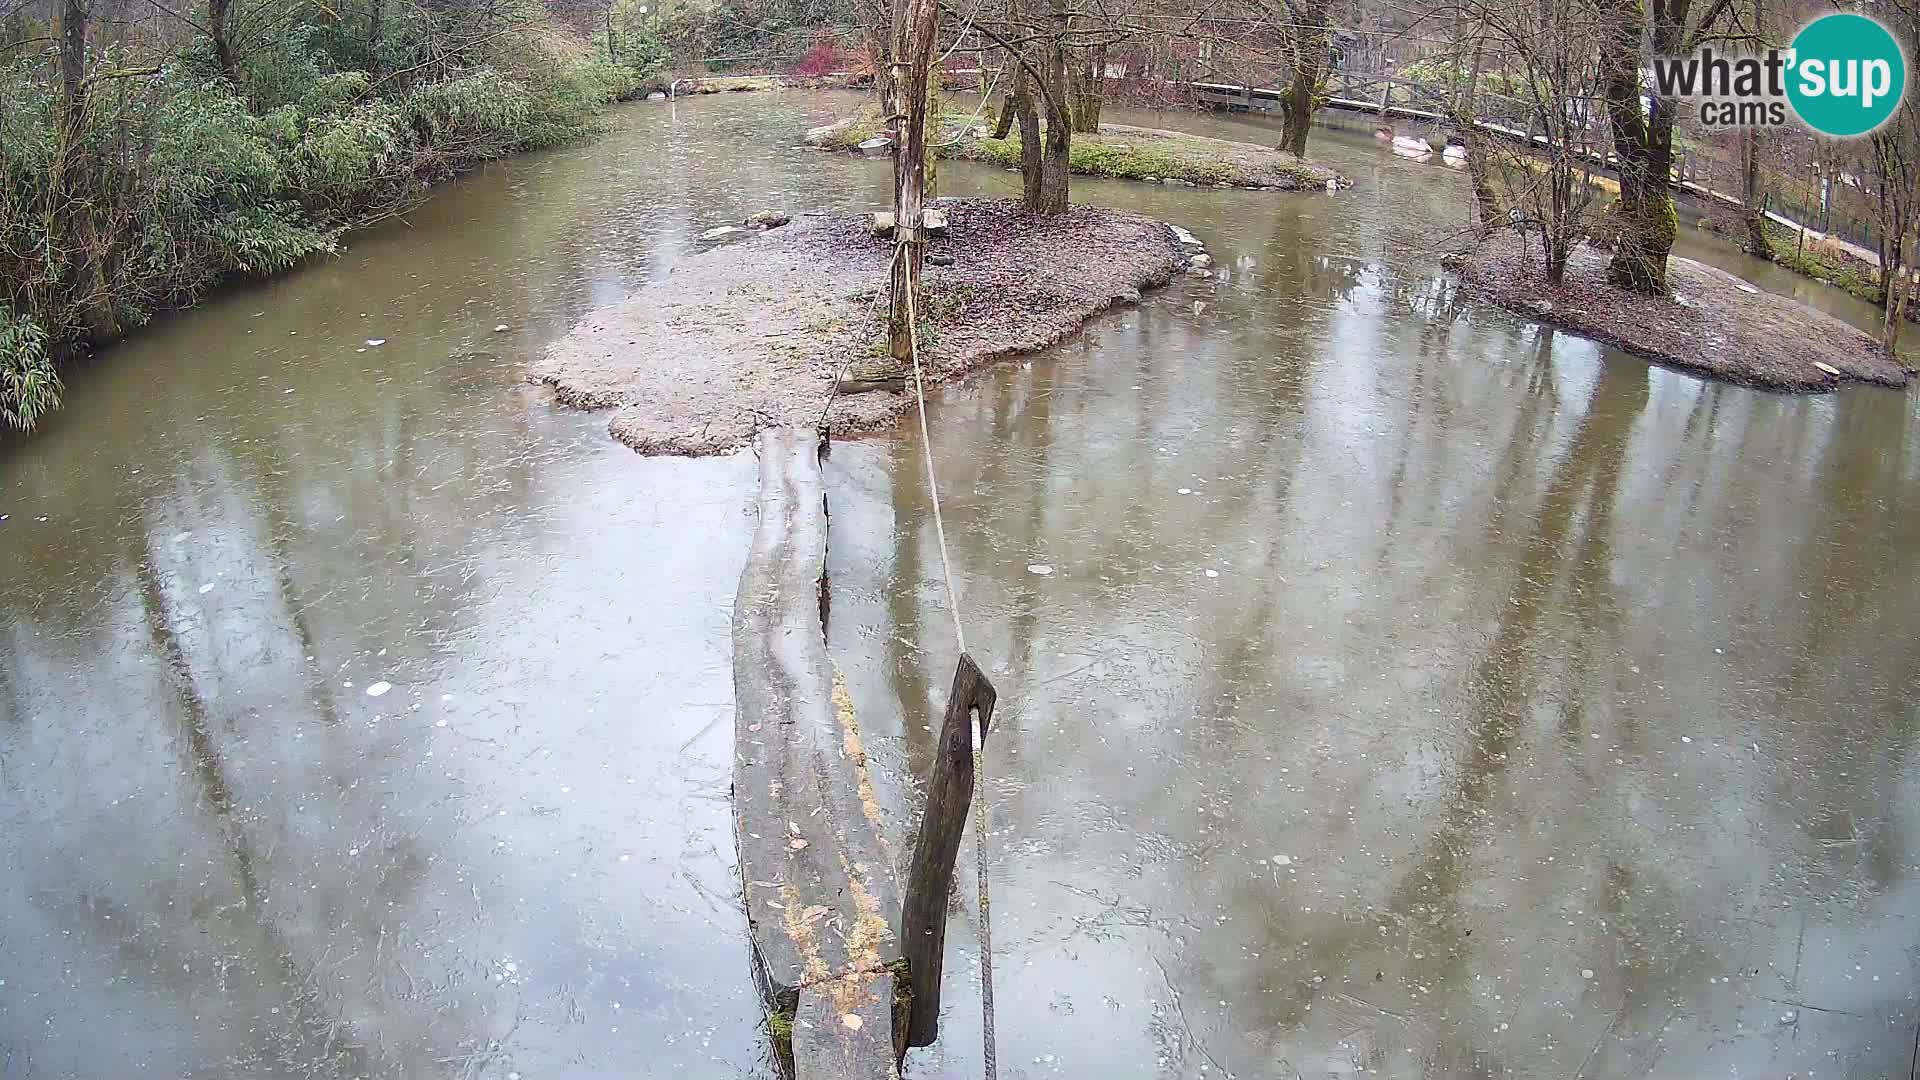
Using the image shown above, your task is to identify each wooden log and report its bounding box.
[900,652,997,1048]
[733,428,903,1079]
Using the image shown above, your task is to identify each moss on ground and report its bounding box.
[767,1002,796,1076]
[947,125,1338,189]
[1692,215,1891,305]
[961,134,1235,185]
[806,105,885,151]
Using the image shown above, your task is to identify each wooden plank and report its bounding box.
[900,652,998,1048]
[733,427,903,1078]
[793,969,901,1080]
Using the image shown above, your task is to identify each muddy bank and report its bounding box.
[533,198,1185,454]
[1450,234,1912,391]
[805,110,1344,191]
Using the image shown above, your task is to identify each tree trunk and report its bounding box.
[1026,0,1071,215]
[1598,0,1673,294]
[1014,66,1045,208]
[866,18,895,114]
[368,0,384,76]
[1456,44,1501,229]
[209,0,237,79]
[1741,128,1770,257]
[1884,243,1905,355]
[1069,43,1104,133]
[58,0,85,113]
[1278,0,1329,158]
[885,0,939,363]
[991,78,1015,138]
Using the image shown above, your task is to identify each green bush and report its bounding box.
[0,5,649,431]
[0,306,58,432]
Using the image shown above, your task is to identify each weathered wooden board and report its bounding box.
[733,426,902,1077]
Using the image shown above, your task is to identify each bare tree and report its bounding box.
[1438,0,1607,281]
[1866,0,1920,353]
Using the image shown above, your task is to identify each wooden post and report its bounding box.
[901,653,997,1048]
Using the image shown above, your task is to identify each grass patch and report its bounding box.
[807,105,885,151]
[1773,245,1884,303]
[956,134,1235,185]
[937,123,1343,189]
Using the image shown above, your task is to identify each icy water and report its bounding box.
[3,91,1917,1079]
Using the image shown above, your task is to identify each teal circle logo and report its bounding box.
[1787,13,1906,137]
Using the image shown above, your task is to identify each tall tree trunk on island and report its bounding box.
[1014,65,1045,207]
[884,0,938,363]
[1278,0,1330,158]
[1459,47,1502,229]
[1598,0,1675,294]
[1027,0,1071,216]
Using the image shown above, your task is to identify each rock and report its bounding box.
[857,136,892,159]
[1168,224,1202,248]
[1325,178,1340,192]
[745,210,791,230]
[645,91,667,101]
[1142,175,1160,183]
[1814,361,1842,376]
[1164,178,1191,187]
[972,125,991,137]
[923,208,949,236]
[1187,253,1214,270]
[493,324,511,333]
[700,225,747,241]
[869,212,895,237]
[805,117,859,146]
[928,252,955,267]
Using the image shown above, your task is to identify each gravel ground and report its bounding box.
[1452,234,1913,391]
[532,199,1185,454]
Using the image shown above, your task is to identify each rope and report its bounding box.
[901,242,997,1080]
[901,254,967,659]
[817,244,905,431]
